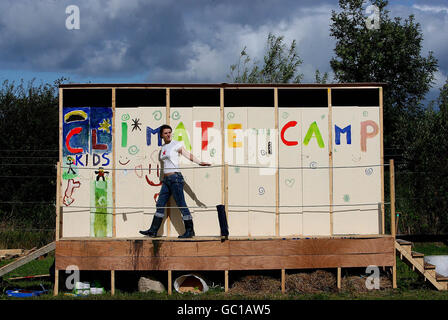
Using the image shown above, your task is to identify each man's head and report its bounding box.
[160,124,172,143]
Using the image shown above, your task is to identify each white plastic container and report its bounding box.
[424,255,448,277]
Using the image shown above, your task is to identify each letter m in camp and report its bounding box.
[147,126,162,146]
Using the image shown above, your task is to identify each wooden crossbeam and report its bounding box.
[0,242,55,278]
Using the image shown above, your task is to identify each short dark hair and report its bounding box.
[160,124,172,133]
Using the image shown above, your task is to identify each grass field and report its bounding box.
[1,242,448,300]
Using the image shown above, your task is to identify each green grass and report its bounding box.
[2,242,448,300]
[0,230,55,249]
[413,242,448,255]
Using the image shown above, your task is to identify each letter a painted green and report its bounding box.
[173,121,192,151]
[303,121,325,148]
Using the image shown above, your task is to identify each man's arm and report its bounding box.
[179,147,211,166]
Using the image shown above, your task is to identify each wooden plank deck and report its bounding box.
[55,236,395,271]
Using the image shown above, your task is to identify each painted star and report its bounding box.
[131,118,142,131]
[98,118,111,133]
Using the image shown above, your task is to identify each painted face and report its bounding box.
[161,128,172,143]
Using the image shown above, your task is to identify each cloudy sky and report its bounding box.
[0,0,447,101]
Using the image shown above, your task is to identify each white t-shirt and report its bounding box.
[159,140,184,174]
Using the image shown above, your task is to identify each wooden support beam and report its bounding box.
[328,88,334,236]
[58,87,63,239]
[390,158,397,289]
[112,88,116,238]
[281,269,285,294]
[380,87,385,234]
[337,267,342,289]
[221,88,225,207]
[111,270,115,295]
[0,242,55,278]
[224,164,229,218]
[225,270,229,292]
[390,159,396,238]
[274,88,279,237]
[168,270,172,295]
[392,265,397,289]
[166,88,171,236]
[56,162,61,241]
[54,269,59,296]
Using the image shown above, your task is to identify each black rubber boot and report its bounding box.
[178,220,195,238]
[139,216,163,237]
[216,204,229,239]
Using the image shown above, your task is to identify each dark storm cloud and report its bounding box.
[0,0,446,88]
[0,0,197,76]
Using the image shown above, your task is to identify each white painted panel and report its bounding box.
[301,108,330,236]
[192,107,222,236]
[225,107,249,236]
[332,107,381,235]
[278,108,302,236]
[248,107,276,236]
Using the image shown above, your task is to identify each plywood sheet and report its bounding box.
[278,108,302,236]
[62,106,113,237]
[247,107,276,236]
[301,108,330,236]
[192,107,222,236]
[225,107,249,236]
[332,107,381,235]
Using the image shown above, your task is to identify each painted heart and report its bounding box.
[285,178,295,187]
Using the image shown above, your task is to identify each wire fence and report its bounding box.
[0,158,445,233]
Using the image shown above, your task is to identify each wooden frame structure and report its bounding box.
[54,83,395,295]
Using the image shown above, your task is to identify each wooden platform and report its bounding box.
[55,236,395,271]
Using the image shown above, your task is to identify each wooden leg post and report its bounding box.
[54,269,59,296]
[225,270,229,293]
[337,267,341,290]
[390,159,397,289]
[168,270,172,295]
[111,270,115,296]
[281,269,285,294]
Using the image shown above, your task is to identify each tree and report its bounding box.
[0,79,60,229]
[400,80,448,233]
[330,0,438,149]
[330,0,441,233]
[228,33,303,83]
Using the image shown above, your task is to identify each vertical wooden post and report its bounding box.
[168,270,172,295]
[58,88,63,239]
[220,87,229,237]
[225,270,229,293]
[225,164,229,220]
[274,88,279,237]
[281,269,285,294]
[380,87,385,234]
[111,270,115,295]
[112,88,116,238]
[55,85,62,297]
[390,159,396,238]
[337,267,342,290]
[166,88,171,237]
[54,269,59,296]
[328,88,334,236]
[221,88,225,207]
[390,159,397,289]
[56,162,61,241]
